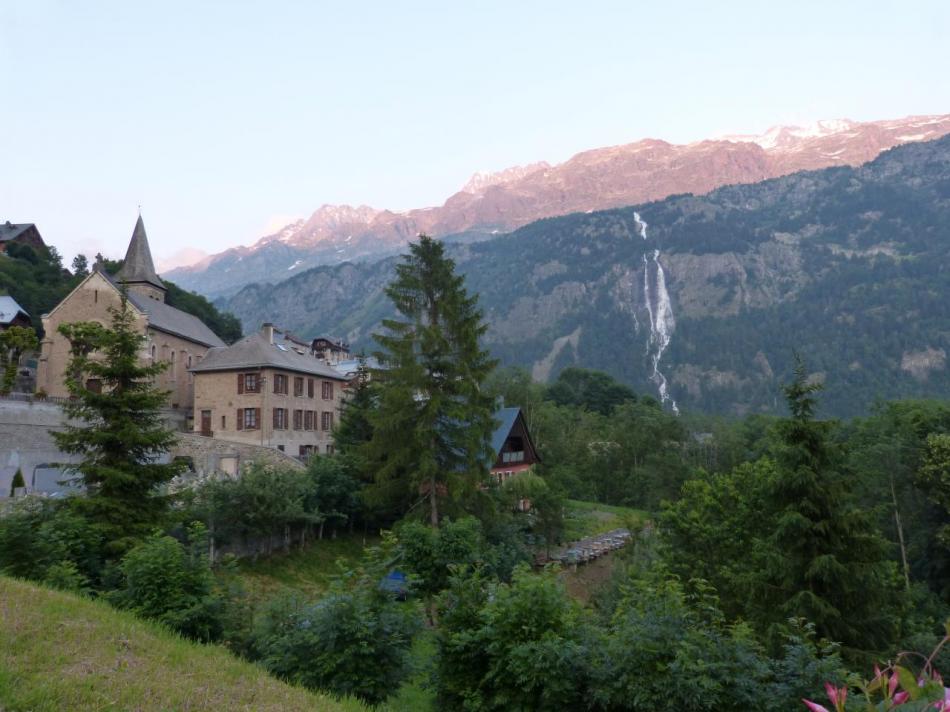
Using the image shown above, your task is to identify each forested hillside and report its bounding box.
[222,135,950,417]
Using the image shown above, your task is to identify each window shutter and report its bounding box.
[236,408,243,430]
[308,378,314,398]
[255,408,261,429]
[238,374,244,394]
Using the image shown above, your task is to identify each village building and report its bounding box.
[0,296,31,331]
[36,216,226,409]
[189,323,348,458]
[311,336,350,364]
[489,407,541,485]
[0,221,45,254]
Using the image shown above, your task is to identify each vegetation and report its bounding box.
[0,325,38,392]
[53,298,185,553]
[367,235,498,526]
[0,576,365,712]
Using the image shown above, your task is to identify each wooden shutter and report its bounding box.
[255,408,261,429]
[238,374,244,394]
[236,408,243,430]
[308,378,314,398]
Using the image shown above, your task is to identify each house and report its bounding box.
[36,216,226,409]
[490,406,541,484]
[0,222,45,254]
[0,296,31,331]
[311,336,350,364]
[189,323,348,458]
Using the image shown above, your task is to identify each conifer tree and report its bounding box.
[334,357,375,459]
[9,468,25,496]
[367,235,497,527]
[766,356,896,652]
[52,296,184,553]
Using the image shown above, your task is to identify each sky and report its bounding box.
[2,0,948,268]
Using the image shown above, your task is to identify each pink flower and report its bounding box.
[802,700,830,712]
[824,682,847,708]
[893,690,909,705]
[890,673,900,698]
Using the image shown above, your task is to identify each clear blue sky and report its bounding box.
[2,0,948,266]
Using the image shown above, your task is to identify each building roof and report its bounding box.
[0,296,29,325]
[126,291,226,348]
[91,269,224,347]
[116,216,165,291]
[491,407,523,457]
[0,222,35,243]
[190,331,347,379]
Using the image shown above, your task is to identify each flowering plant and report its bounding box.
[804,627,950,711]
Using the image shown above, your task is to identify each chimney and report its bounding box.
[261,323,275,344]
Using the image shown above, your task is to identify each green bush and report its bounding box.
[108,524,224,642]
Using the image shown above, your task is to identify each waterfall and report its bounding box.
[634,211,679,413]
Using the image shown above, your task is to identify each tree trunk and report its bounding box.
[429,474,439,528]
[319,521,325,540]
[890,474,911,591]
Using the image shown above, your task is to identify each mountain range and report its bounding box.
[167,114,950,298]
[217,133,950,417]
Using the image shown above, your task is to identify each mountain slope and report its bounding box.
[221,135,950,417]
[0,576,364,712]
[170,114,950,297]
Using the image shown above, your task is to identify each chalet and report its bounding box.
[0,222,45,254]
[489,407,541,484]
[36,216,226,408]
[311,336,350,364]
[0,296,30,331]
[189,323,348,458]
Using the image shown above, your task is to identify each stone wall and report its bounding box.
[0,398,300,495]
[171,432,304,476]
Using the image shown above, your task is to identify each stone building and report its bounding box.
[36,216,226,410]
[190,323,348,458]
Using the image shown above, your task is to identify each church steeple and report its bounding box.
[116,215,166,301]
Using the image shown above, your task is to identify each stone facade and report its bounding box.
[171,432,305,476]
[36,271,216,410]
[192,367,344,457]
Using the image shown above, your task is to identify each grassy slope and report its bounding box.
[0,576,366,712]
[562,499,649,541]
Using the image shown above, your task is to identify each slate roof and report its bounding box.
[190,331,347,379]
[126,291,226,348]
[491,407,522,458]
[0,222,34,243]
[0,296,29,325]
[116,216,164,290]
[94,269,225,347]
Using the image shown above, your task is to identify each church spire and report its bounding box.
[118,215,163,287]
[116,214,165,298]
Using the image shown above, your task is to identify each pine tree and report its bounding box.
[52,296,184,553]
[767,356,896,652]
[367,235,497,527]
[334,357,376,459]
[9,468,25,496]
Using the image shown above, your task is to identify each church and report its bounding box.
[36,216,226,413]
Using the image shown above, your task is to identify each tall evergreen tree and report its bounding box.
[766,356,896,652]
[367,235,497,527]
[52,296,184,553]
[334,357,376,459]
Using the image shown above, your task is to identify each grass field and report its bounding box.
[562,498,649,541]
[235,534,375,601]
[0,576,366,712]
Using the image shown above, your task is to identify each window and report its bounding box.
[326,444,335,455]
[294,376,304,397]
[307,378,314,398]
[273,374,288,395]
[151,344,156,361]
[322,381,334,400]
[237,407,260,430]
[85,378,102,394]
[273,408,288,430]
[299,444,315,459]
[321,411,334,431]
[304,410,314,431]
[238,373,260,394]
[221,415,226,430]
[293,409,303,430]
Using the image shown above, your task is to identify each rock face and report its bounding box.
[219,134,950,417]
[168,114,950,297]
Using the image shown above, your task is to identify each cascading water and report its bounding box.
[634,211,678,413]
